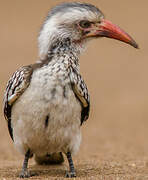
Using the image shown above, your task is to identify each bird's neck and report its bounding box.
[38,38,85,66]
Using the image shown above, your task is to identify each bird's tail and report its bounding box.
[34,152,64,165]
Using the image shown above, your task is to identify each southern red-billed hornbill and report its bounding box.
[3,2,138,178]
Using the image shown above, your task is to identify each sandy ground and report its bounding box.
[0,0,148,179]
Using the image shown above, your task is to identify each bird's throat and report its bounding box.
[37,38,82,69]
[47,38,84,58]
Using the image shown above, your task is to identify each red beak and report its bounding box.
[98,19,139,48]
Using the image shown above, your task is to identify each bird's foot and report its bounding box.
[19,170,36,178]
[65,171,76,178]
[19,169,31,178]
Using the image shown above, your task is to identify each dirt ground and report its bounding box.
[0,0,148,179]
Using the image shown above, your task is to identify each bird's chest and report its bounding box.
[30,64,70,102]
[16,64,81,130]
[12,65,82,154]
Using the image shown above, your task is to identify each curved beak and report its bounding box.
[84,19,139,49]
[97,19,139,48]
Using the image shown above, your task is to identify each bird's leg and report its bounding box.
[19,150,32,178]
[65,152,76,178]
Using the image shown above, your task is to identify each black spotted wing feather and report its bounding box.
[3,65,33,140]
[69,68,90,125]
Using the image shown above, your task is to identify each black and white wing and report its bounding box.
[3,65,33,140]
[69,68,90,125]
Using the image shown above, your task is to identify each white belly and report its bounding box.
[11,68,82,156]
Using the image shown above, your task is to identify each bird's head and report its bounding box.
[38,2,138,59]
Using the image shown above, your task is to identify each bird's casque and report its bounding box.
[3,2,138,178]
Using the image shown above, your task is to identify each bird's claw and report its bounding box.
[19,170,36,178]
[65,171,76,178]
[19,170,31,178]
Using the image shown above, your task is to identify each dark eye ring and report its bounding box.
[79,20,91,28]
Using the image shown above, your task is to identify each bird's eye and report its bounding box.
[79,20,91,28]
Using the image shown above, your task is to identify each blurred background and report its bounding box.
[0,0,148,173]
